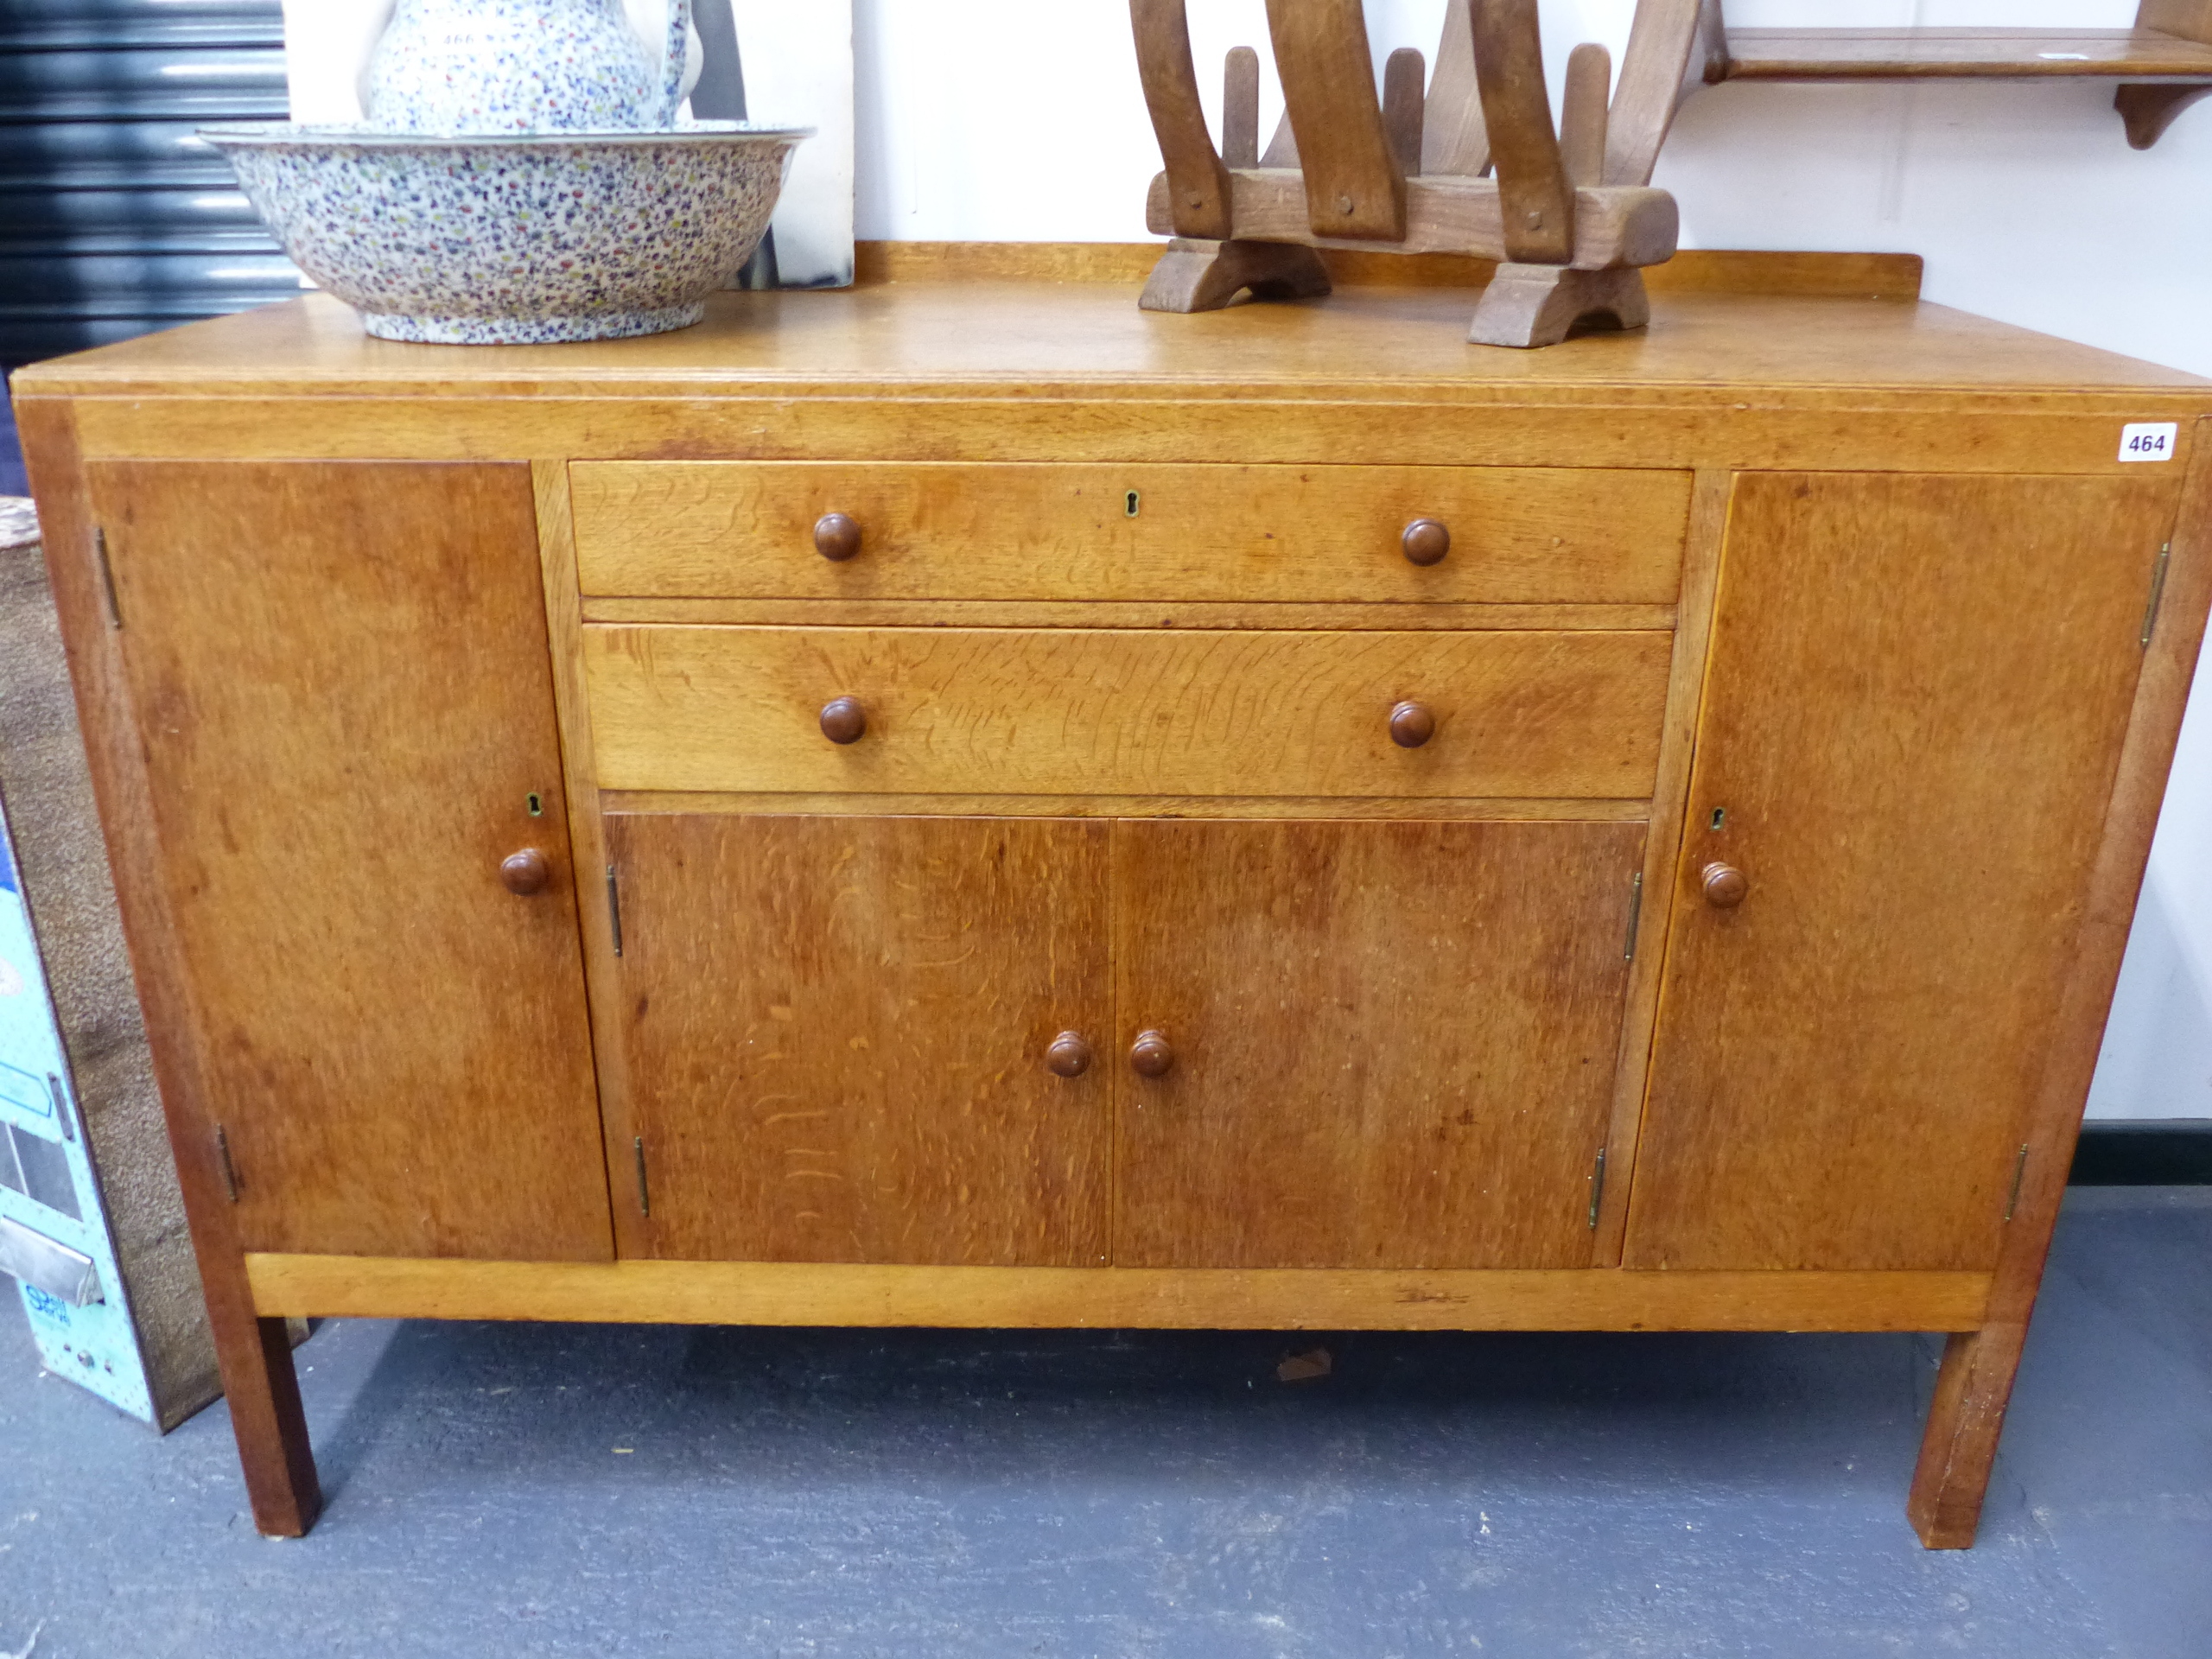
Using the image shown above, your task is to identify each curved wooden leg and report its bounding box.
[1468,264,1649,348]
[1139,238,1333,314]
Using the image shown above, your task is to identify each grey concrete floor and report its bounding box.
[2,1186,2207,1658]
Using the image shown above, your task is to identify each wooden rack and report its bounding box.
[1134,0,1693,348]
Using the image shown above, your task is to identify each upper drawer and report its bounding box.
[569,462,1692,606]
[582,626,1672,799]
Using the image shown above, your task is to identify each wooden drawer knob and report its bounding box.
[499,848,550,895]
[1128,1029,1174,1078]
[1701,861,1749,909]
[1402,518,1451,566]
[814,512,861,562]
[819,696,868,744]
[1046,1032,1094,1078]
[1389,700,1436,748]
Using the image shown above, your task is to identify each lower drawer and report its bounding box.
[582,625,1672,798]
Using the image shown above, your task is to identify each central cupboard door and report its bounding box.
[1112,819,1645,1268]
[607,813,1112,1265]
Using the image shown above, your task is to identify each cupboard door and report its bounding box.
[607,814,1110,1265]
[92,461,608,1260]
[1628,474,2177,1271]
[1114,819,1644,1268]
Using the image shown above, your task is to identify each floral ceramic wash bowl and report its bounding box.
[201,122,808,344]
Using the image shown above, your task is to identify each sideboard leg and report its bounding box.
[213,1311,323,1537]
[1906,1324,2026,1548]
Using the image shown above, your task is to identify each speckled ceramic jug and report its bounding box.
[362,0,694,135]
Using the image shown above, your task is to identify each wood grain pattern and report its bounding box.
[582,626,1674,800]
[577,598,1681,633]
[1471,0,1574,264]
[601,791,1649,823]
[851,242,1917,297]
[21,408,322,1535]
[1626,473,2180,1272]
[1560,43,1611,189]
[1722,28,2212,79]
[569,461,1694,606]
[1421,0,1490,176]
[89,461,612,1261]
[1145,169,1678,270]
[1909,416,2212,1547]
[1114,819,1643,1268]
[1265,0,1406,240]
[246,1253,1993,1333]
[1131,0,1233,239]
[1223,44,1262,169]
[1591,467,1731,1261]
[533,461,651,1262]
[607,813,1110,1265]
[2140,0,2212,44]
[1605,0,1726,188]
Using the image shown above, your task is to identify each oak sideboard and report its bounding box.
[15,244,2210,1544]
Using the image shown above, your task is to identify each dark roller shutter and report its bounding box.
[0,0,300,369]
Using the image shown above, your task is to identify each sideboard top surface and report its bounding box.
[16,271,2209,411]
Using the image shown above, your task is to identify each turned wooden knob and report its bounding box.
[500,848,550,895]
[1389,700,1437,748]
[819,696,868,744]
[814,512,861,562]
[1128,1029,1174,1077]
[1402,518,1451,566]
[1046,1032,1093,1078]
[1701,861,1749,909]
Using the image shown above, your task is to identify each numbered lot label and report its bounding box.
[2120,423,2178,462]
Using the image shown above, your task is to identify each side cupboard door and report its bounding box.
[1628,473,2177,1271]
[91,461,611,1261]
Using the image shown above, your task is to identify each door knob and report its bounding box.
[814,512,861,562]
[1401,518,1450,566]
[1046,1032,1094,1077]
[1129,1029,1175,1077]
[819,696,868,744]
[1389,700,1436,748]
[500,848,551,895]
[1701,861,1749,909]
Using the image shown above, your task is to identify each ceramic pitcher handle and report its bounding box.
[661,0,692,124]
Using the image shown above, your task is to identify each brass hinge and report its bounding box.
[2141,542,2171,648]
[1587,1147,1607,1230]
[2003,1143,2030,1222]
[605,863,624,957]
[92,527,122,629]
[1623,872,1644,960]
[633,1135,651,1217]
[214,1125,239,1203]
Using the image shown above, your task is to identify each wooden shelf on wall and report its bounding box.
[1684,3,2212,149]
[1722,28,2212,84]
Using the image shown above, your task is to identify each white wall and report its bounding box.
[853,0,2212,1118]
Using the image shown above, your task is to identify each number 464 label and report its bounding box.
[2120,422,2178,462]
